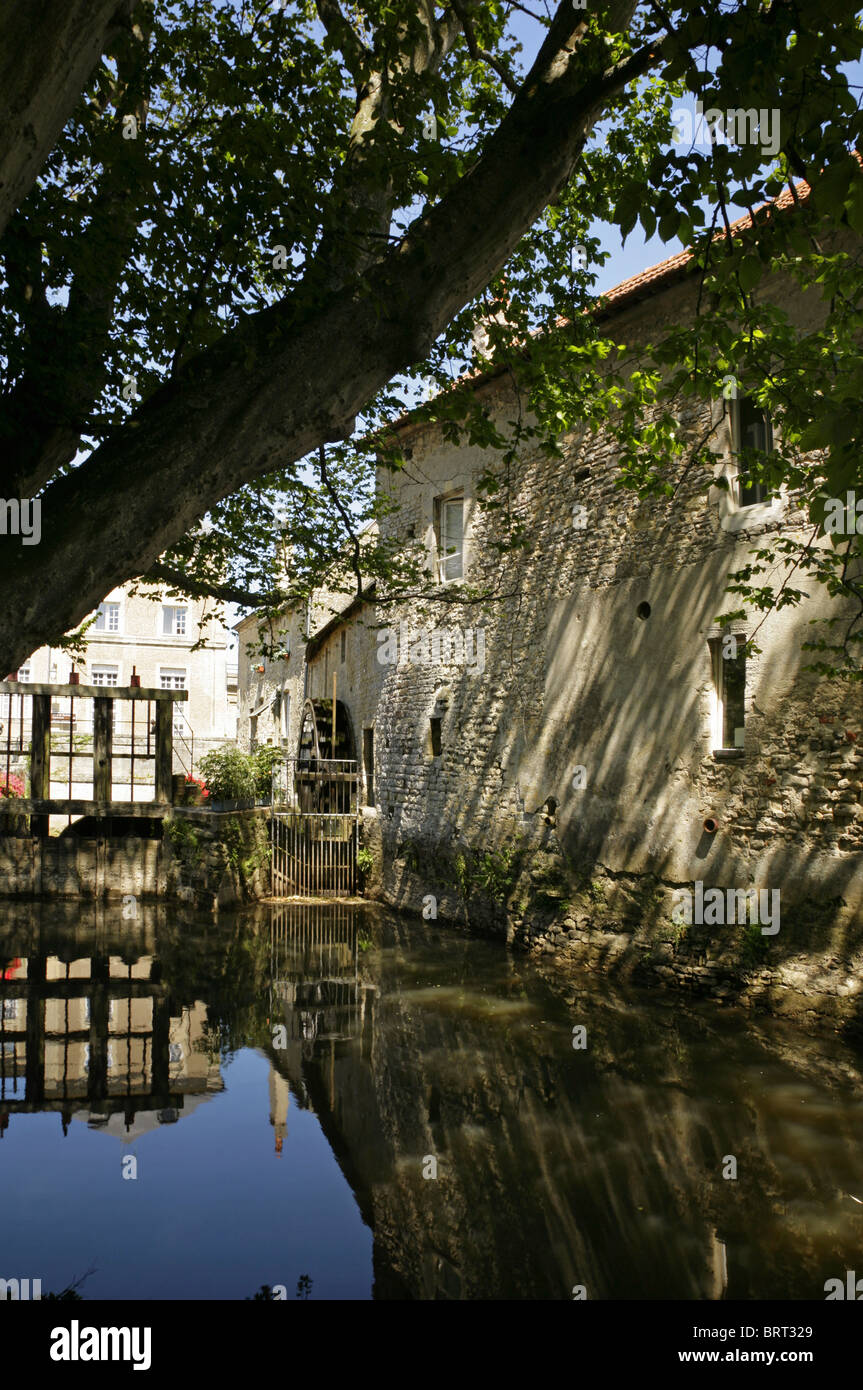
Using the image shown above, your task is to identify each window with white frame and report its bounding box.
[732,396,773,507]
[94,602,120,632]
[434,494,464,583]
[710,636,747,751]
[160,669,187,734]
[161,605,188,637]
[91,665,119,686]
[16,663,30,682]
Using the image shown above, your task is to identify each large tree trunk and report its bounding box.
[0,0,137,239]
[0,0,651,672]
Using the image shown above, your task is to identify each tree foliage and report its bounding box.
[0,0,862,673]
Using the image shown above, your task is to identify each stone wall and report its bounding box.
[358,254,863,1007]
[0,834,166,898]
[0,809,271,910]
[163,808,271,911]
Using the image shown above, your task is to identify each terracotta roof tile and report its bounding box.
[380,179,812,439]
[597,180,809,312]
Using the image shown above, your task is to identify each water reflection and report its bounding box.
[2,898,863,1300]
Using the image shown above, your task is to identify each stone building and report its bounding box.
[240,211,863,950]
[10,582,235,784]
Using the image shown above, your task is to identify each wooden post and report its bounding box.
[29,693,51,837]
[155,700,174,804]
[93,697,113,804]
[329,672,336,761]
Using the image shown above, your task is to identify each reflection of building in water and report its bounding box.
[269,902,374,1056]
[0,950,222,1137]
[266,902,376,1144]
[269,1067,290,1156]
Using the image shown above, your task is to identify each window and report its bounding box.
[429,717,442,758]
[16,663,30,682]
[711,637,746,751]
[435,495,464,582]
[363,728,374,807]
[94,602,120,632]
[280,688,291,743]
[161,605,187,636]
[733,397,773,507]
[340,630,346,663]
[160,669,186,690]
[91,665,119,686]
[160,669,187,735]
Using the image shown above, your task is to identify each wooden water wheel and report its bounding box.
[295,698,356,812]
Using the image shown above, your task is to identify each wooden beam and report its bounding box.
[332,672,337,759]
[154,702,174,804]
[29,693,51,838]
[0,682,186,701]
[92,697,113,801]
[8,799,170,816]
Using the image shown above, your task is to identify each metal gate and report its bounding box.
[271,757,359,898]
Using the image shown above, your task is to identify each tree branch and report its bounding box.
[315,0,371,83]
[143,562,287,611]
[0,11,152,497]
[448,0,520,94]
[0,0,652,673]
[317,446,364,600]
[0,0,138,239]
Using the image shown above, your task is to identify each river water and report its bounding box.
[2,899,862,1300]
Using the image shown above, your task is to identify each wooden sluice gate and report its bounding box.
[270,697,359,899]
[0,678,187,833]
[268,900,367,1050]
[271,810,357,898]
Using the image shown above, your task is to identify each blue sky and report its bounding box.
[502,10,863,296]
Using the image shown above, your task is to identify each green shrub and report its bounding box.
[739,921,770,968]
[356,847,374,875]
[165,819,202,863]
[475,842,521,903]
[198,746,256,801]
[251,744,284,799]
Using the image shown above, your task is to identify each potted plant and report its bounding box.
[197,747,257,809]
[183,776,209,806]
[0,771,26,835]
